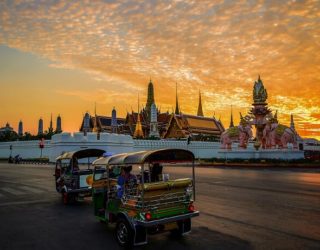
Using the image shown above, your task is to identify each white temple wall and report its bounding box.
[133,140,221,159]
[0,140,51,159]
[0,132,312,162]
[0,133,221,162]
[49,132,134,162]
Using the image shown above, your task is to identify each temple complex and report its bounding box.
[79,79,225,140]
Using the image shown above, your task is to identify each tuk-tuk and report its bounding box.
[55,148,106,204]
[92,148,199,247]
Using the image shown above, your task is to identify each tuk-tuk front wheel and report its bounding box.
[115,218,134,248]
[62,192,69,205]
[62,192,76,205]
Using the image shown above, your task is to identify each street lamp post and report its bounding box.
[39,138,44,158]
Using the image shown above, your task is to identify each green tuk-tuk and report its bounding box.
[55,148,105,204]
[92,148,199,247]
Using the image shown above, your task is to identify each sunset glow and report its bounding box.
[0,1,319,139]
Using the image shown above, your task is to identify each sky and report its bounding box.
[0,0,319,140]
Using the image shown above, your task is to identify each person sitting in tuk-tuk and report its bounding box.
[150,163,163,182]
[109,166,121,178]
[117,166,136,198]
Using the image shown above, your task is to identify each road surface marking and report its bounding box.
[1,187,26,195]
[19,186,44,194]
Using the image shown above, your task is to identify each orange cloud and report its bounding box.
[0,0,319,139]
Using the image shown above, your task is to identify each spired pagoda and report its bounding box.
[163,87,224,140]
[79,79,225,140]
[124,79,172,138]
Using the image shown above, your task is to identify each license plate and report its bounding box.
[164,222,178,231]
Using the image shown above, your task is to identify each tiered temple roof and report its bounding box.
[163,114,224,140]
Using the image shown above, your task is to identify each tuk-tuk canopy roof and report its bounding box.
[92,148,195,166]
[56,148,106,161]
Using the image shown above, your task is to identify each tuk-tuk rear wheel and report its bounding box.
[170,218,191,238]
[115,218,134,247]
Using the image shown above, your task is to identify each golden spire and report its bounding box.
[197,90,204,117]
[93,102,99,132]
[229,105,234,128]
[175,82,180,115]
[134,94,144,138]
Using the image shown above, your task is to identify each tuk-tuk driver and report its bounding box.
[72,158,79,172]
[116,166,136,198]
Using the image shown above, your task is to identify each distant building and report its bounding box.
[149,103,160,138]
[38,118,43,135]
[0,122,14,133]
[163,114,224,140]
[79,111,126,134]
[0,122,18,141]
[82,112,91,135]
[145,79,155,121]
[48,114,53,133]
[111,107,117,133]
[18,120,23,136]
[56,115,62,133]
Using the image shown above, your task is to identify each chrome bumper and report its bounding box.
[135,211,199,227]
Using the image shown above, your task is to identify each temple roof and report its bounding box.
[79,115,125,132]
[157,112,172,123]
[93,116,125,127]
[163,113,224,138]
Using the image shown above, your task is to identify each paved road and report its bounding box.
[0,163,319,250]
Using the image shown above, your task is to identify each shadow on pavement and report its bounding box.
[141,226,252,250]
[0,198,252,250]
